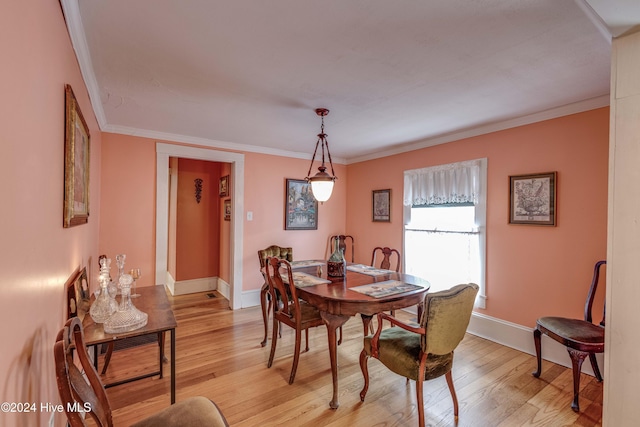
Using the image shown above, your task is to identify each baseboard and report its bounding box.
[466,311,604,377]
[166,272,176,295]
[171,276,218,296]
[242,288,261,309]
[217,278,231,300]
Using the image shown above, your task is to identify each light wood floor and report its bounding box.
[100,290,602,426]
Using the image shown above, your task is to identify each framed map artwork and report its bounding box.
[509,172,556,226]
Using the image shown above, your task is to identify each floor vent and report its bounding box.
[206,293,217,298]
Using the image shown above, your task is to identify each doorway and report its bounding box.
[156,143,245,309]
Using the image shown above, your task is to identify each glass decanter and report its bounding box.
[327,237,346,277]
[89,258,118,323]
[104,273,148,333]
[115,254,126,288]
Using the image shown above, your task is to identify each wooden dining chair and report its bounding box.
[264,256,325,384]
[330,235,355,262]
[360,283,479,427]
[54,317,229,427]
[371,246,401,272]
[258,245,293,347]
[532,260,606,412]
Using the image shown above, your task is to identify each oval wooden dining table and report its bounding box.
[291,261,430,409]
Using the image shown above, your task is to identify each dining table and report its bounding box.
[290,260,431,409]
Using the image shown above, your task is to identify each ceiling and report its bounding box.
[61,1,639,163]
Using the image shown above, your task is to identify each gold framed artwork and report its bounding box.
[224,199,231,221]
[63,84,90,228]
[509,172,557,226]
[285,178,318,230]
[219,174,229,197]
[372,189,391,222]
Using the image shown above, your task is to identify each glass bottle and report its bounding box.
[327,237,346,277]
[89,258,117,323]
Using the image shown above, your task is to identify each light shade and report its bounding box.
[309,177,334,202]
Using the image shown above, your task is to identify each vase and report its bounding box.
[327,238,346,277]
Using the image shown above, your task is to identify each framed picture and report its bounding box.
[66,266,90,321]
[224,199,231,221]
[219,175,229,197]
[285,179,318,230]
[509,172,557,226]
[63,84,90,228]
[372,189,391,222]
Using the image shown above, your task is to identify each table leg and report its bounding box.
[320,312,349,409]
[171,328,176,404]
[360,314,373,336]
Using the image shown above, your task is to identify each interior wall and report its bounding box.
[219,162,232,285]
[346,108,609,328]
[100,136,348,297]
[0,2,102,427]
[175,158,222,281]
[604,29,640,425]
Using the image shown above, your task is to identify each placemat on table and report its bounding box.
[283,271,331,287]
[350,280,422,298]
[291,260,325,269]
[347,264,393,276]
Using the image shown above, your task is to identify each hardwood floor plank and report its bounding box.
[97,290,602,426]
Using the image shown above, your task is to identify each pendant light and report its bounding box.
[305,108,337,203]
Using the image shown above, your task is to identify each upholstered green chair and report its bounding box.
[54,317,229,427]
[258,245,293,347]
[360,283,479,427]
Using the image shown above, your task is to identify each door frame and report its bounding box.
[156,143,245,309]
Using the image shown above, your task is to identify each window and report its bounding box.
[403,159,487,308]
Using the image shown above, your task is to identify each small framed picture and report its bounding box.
[372,189,391,222]
[224,199,231,221]
[219,175,229,197]
[509,172,557,226]
[285,179,318,230]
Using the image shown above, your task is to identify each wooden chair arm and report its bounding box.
[371,312,425,358]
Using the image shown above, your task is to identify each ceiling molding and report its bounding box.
[60,0,107,130]
[576,0,613,43]
[347,95,610,164]
[103,123,347,165]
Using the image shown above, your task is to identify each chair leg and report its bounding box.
[289,328,303,384]
[359,350,369,401]
[260,284,269,347]
[532,328,542,377]
[416,367,425,427]
[304,328,310,352]
[589,353,603,382]
[101,343,114,375]
[267,318,279,369]
[338,327,342,345]
[445,370,459,418]
[567,348,588,412]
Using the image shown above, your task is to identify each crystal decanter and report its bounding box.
[327,237,346,277]
[89,257,118,323]
[104,273,148,333]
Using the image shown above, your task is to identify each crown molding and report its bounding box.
[347,95,610,164]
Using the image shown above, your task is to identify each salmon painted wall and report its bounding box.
[99,136,347,296]
[176,158,221,281]
[0,2,102,426]
[347,108,609,327]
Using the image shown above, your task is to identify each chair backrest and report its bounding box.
[371,247,401,272]
[264,257,300,320]
[330,235,355,262]
[258,245,293,269]
[54,318,113,427]
[421,283,479,355]
[585,260,606,326]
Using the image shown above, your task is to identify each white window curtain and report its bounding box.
[403,159,481,207]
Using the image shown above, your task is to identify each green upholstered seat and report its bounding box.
[360,283,479,427]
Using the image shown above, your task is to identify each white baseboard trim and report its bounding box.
[242,289,262,309]
[166,272,176,295]
[467,311,604,377]
[217,278,231,300]
[170,276,218,296]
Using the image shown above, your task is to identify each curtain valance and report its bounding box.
[403,159,481,206]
